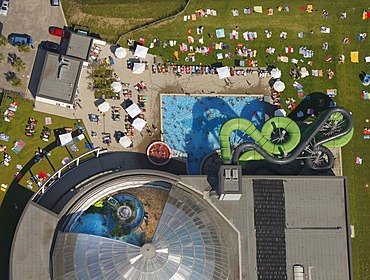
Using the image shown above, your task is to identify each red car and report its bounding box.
[49,27,66,38]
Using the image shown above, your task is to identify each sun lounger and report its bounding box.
[215,29,225,39]
[254,6,263,13]
[351,51,359,63]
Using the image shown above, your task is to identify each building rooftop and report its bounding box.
[212,176,352,280]
[10,159,352,280]
[36,52,82,105]
[65,32,92,61]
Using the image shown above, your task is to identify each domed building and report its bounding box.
[10,152,352,280]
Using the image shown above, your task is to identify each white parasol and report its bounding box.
[114,47,127,59]
[59,132,72,146]
[125,103,141,118]
[132,118,147,132]
[111,82,122,93]
[217,66,231,79]
[270,68,282,79]
[97,101,110,112]
[273,80,286,92]
[134,45,148,59]
[132,63,146,74]
[119,136,132,148]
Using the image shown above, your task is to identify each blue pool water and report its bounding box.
[71,193,144,246]
[162,95,265,174]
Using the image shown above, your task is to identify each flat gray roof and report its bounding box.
[10,202,59,280]
[66,32,92,61]
[36,52,82,104]
[212,176,352,280]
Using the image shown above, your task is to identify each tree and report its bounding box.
[10,76,22,87]
[12,58,26,72]
[17,43,30,53]
[0,35,7,46]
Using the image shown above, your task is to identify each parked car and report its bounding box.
[49,27,66,38]
[40,41,60,53]
[8,34,33,46]
[0,0,9,16]
[50,0,60,6]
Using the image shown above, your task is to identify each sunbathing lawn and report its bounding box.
[0,93,94,205]
[117,1,370,277]
[61,0,187,42]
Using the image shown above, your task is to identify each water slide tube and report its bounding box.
[219,107,353,168]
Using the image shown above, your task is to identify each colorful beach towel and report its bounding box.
[12,140,26,154]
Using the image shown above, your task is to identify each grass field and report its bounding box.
[115,2,370,277]
[62,0,187,42]
[0,93,93,205]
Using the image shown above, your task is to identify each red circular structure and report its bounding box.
[147,142,171,166]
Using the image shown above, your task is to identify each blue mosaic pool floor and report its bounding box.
[161,95,265,174]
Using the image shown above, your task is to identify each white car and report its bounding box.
[0,0,9,16]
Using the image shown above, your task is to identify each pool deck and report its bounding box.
[69,44,271,154]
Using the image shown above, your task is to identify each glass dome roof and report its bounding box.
[52,187,229,279]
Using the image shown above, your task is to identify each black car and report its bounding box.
[40,41,60,53]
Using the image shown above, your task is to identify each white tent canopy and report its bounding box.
[273,80,286,92]
[270,68,282,79]
[115,47,127,59]
[132,118,147,132]
[132,63,146,74]
[97,101,110,112]
[134,45,148,59]
[125,103,141,118]
[119,136,132,148]
[111,82,122,93]
[59,132,72,146]
[274,108,287,117]
[217,66,231,79]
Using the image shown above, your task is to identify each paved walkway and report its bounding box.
[73,43,270,153]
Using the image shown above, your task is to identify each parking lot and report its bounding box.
[0,0,66,97]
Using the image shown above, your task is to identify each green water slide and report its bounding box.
[219,107,354,169]
[219,117,301,162]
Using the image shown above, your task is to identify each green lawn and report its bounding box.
[118,0,369,278]
[0,93,93,204]
[62,0,187,42]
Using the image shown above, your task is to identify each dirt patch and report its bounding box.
[124,187,169,243]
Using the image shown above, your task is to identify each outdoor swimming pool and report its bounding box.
[71,193,144,246]
[161,95,265,174]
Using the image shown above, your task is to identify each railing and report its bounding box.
[32,147,108,202]
[115,0,191,45]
